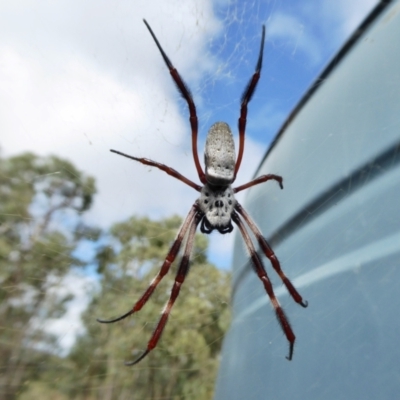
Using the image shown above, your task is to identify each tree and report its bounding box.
[67,215,231,400]
[0,152,97,400]
[0,152,231,399]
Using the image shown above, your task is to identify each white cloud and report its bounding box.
[267,13,322,65]
[0,0,381,351]
[0,0,220,352]
[0,0,221,228]
[267,0,379,65]
[0,0,380,237]
[320,0,379,39]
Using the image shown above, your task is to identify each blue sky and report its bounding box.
[196,0,379,147]
[0,0,379,348]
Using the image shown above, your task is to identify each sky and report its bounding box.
[0,0,379,350]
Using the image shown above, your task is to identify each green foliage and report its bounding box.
[65,215,231,400]
[0,151,231,399]
[0,152,97,400]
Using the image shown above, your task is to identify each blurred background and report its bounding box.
[0,0,384,398]
[215,1,400,398]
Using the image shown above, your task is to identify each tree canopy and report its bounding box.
[0,152,230,400]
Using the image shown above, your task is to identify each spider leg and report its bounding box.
[234,25,266,180]
[110,150,202,192]
[97,204,198,324]
[232,210,296,360]
[234,174,283,193]
[125,210,203,366]
[235,203,308,308]
[143,20,206,184]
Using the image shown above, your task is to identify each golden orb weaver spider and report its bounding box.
[98,19,308,366]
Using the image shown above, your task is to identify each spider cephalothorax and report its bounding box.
[98,19,308,366]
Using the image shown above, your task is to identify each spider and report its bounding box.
[98,19,308,366]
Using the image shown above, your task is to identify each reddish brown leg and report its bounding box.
[235,203,308,308]
[97,204,198,325]
[110,150,202,192]
[234,25,266,181]
[232,210,296,360]
[234,174,283,193]
[125,210,203,366]
[143,20,206,184]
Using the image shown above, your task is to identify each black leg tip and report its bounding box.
[96,309,134,324]
[125,350,150,366]
[300,300,308,308]
[286,343,294,361]
[96,317,115,324]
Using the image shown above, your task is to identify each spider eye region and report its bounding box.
[204,122,235,185]
[198,184,236,229]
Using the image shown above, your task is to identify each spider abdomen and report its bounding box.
[198,184,236,232]
[204,122,235,185]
